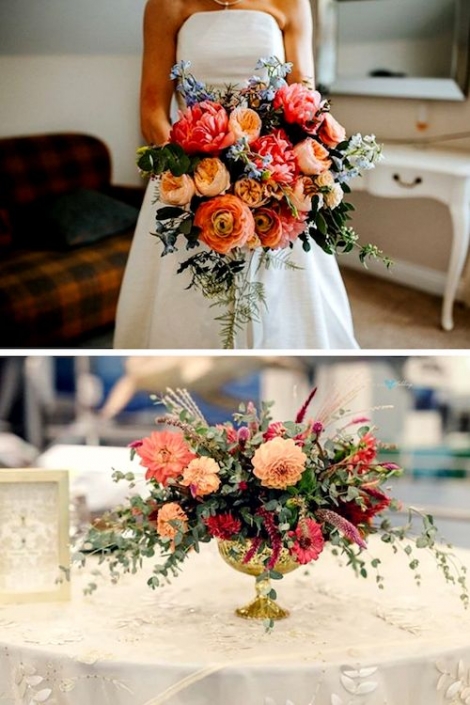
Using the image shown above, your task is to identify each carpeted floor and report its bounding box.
[341,267,470,350]
[79,269,470,350]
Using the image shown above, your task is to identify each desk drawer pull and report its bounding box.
[393,174,423,188]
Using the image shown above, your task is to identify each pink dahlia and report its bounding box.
[289,518,325,564]
[136,431,196,485]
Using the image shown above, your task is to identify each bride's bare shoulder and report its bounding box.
[143,0,187,27]
[275,0,312,25]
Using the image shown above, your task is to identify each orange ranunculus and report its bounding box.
[136,431,196,485]
[156,502,188,544]
[234,177,269,207]
[194,194,255,254]
[181,457,221,496]
[252,437,307,489]
[318,112,346,148]
[228,107,262,144]
[159,171,195,206]
[293,138,332,175]
[273,83,323,135]
[251,129,298,185]
[253,207,284,249]
[193,157,230,197]
[169,101,235,155]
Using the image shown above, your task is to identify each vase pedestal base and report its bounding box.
[235,595,289,621]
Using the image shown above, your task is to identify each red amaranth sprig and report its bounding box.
[243,536,263,564]
[295,387,317,423]
[316,508,367,549]
[258,507,282,570]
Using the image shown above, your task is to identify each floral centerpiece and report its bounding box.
[137,57,389,348]
[77,388,468,628]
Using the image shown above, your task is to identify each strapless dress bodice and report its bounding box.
[176,10,285,90]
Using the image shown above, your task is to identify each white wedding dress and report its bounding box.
[114,10,359,350]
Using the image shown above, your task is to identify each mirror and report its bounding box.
[315,0,470,100]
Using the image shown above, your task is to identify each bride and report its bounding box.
[114,0,359,350]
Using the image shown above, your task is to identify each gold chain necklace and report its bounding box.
[211,0,245,8]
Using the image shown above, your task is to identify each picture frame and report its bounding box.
[0,469,70,603]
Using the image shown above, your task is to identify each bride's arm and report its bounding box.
[140,0,183,145]
[281,0,315,87]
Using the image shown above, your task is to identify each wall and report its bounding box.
[0,0,146,185]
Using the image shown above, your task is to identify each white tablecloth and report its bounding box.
[0,538,469,705]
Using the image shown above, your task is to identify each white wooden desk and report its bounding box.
[351,145,470,331]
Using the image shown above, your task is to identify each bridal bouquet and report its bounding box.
[137,57,389,348]
[77,388,468,626]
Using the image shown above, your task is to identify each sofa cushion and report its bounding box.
[32,188,139,248]
[0,232,133,347]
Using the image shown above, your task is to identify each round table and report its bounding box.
[0,538,469,705]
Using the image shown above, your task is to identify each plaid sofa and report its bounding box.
[0,132,143,348]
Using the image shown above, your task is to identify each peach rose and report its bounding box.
[159,171,195,206]
[194,194,255,254]
[318,112,346,148]
[228,107,262,144]
[252,437,307,489]
[156,502,188,543]
[293,138,332,175]
[181,457,221,496]
[234,177,269,207]
[273,83,323,135]
[289,176,315,212]
[253,207,284,249]
[315,171,335,189]
[170,100,235,155]
[324,183,344,209]
[194,157,230,197]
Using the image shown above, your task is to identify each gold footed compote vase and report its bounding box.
[218,538,299,620]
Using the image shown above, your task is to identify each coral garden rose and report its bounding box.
[228,107,262,144]
[253,207,284,249]
[318,112,346,148]
[276,204,309,247]
[252,437,307,489]
[293,138,331,175]
[289,518,325,564]
[159,171,195,206]
[136,431,196,485]
[324,183,344,209]
[273,83,323,135]
[234,177,269,207]
[181,456,221,496]
[315,170,335,189]
[194,194,255,254]
[170,101,235,155]
[289,176,316,213]
[194,157,230,197]
[251,129,298,185]
[156,502,188,543]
